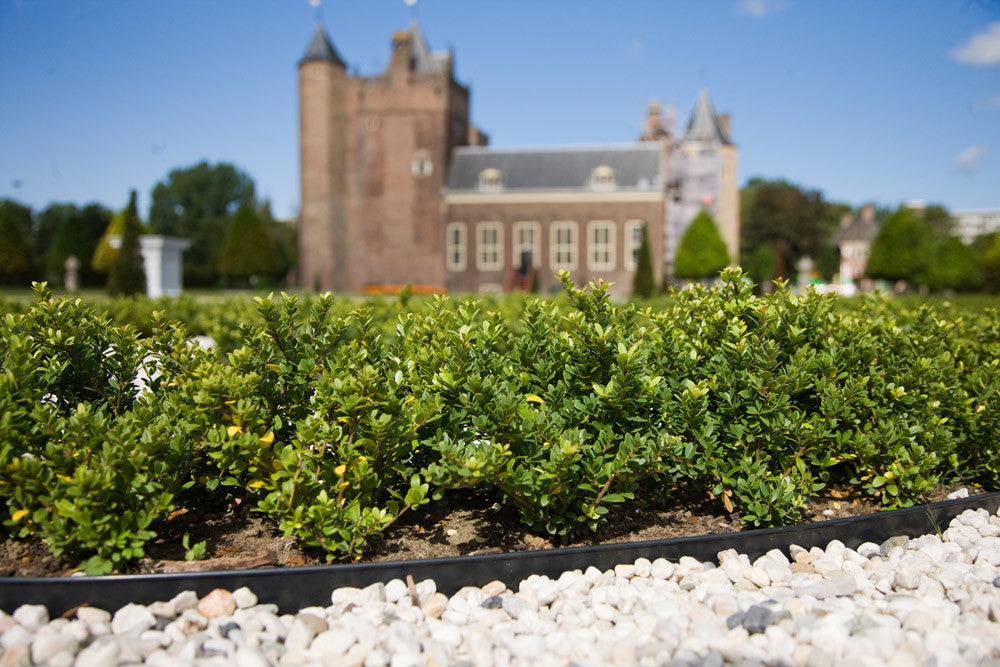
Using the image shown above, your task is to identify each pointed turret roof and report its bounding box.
[300,24,345,67]
[682,89,732,145]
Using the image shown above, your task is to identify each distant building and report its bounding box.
[954,209,1000,244]
[298,21,739,294]
[831,204,878,282]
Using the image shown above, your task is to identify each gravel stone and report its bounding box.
[73,638,121,667]
[30,632,79,665]
[198,588,237,619]
[796,573,858,599]
[233,586,258,609]
[110,603,156,635]
[12,604,48,631]
[481,595,503,609]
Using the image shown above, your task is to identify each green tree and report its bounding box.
[631,223,654,298]
[0,199,31,284]
[107,191,146,296]
[149,161,256,287]
[216,203,276,286]
[740,178,835,280]
[744,244,776,292]
[981,234,1000,293]
[675,209,730,279]
[865,206,934,285]
[43,203,110,288]
[925,236,981,292]
[920,204,954,238]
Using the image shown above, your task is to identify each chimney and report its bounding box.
[840,213,853,228]
[718,113,731,139]
[861,205,875,223]
[640,99,664,141]
[390,30,413,77]
[468,125,489,147]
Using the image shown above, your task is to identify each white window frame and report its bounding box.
[587,220,616,272]
[476,221,504,272]
[550,221,578,272]
[624,219,645,271]
[446,222,467,272]
[512,221,541,270]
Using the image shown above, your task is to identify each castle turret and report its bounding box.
[299,24,349,291]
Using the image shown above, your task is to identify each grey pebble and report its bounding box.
[481,595,503,609]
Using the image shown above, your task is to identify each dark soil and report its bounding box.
[0,483,980,578]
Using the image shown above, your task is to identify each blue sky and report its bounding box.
[1,0,998,222]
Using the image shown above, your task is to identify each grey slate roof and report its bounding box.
[682,89,732,145]
[301,24,345,67]
[446,144,664,191]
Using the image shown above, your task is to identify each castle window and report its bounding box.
[446,222,467,271]
[624,219,645,271]
[590,165,616,190]
[550,221,578,271]
[476,222,504,271]
[412,150,433,177]
[478,168,503,191]
[587,221,616,271]
[512,221,541,271]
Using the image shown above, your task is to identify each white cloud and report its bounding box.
[953,145,988,175]
[735,0,788,19]
[952,21,1000,65]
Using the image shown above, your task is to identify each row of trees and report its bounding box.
[739,177,1000,293]
[0,162,297,290]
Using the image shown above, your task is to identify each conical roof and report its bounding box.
[682,89,732,145]
[300,24,345,67]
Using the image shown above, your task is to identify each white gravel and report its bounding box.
[2,506,999,666]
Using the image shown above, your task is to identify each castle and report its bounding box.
[298,21,739,295]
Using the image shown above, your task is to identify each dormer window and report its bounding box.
[478,168,503,191]
[590,165,616,190]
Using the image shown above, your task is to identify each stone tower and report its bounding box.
[665,89,739,278]
[298,21,473,292]
[298,24,349,292]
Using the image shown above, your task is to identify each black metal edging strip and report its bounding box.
[2,492,998,616]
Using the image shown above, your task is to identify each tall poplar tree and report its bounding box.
[107,190,146,296]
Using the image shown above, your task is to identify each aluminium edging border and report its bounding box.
[1,492,998,616]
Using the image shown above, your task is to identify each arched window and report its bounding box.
[411,150,433,177]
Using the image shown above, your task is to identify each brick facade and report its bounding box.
[298,24,737,294]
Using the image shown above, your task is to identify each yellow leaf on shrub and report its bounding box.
[526,395,544,404]
[334,464,347,476]
[227,425,242,437]
[12,509,29,522]
[259,431,274,445]
[56,474,72,483]
[248,480,266,489]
